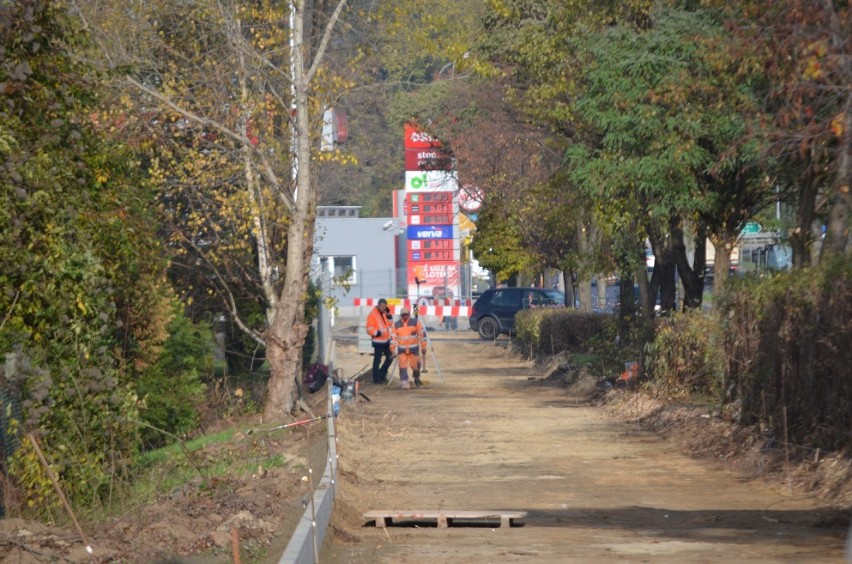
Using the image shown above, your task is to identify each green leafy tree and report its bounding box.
[566,8,770,307]
[0,0,171,511]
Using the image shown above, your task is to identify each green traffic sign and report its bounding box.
[743,222,762,234]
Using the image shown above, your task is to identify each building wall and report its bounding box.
[312,216,398,305]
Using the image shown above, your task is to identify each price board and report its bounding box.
[406,191,453,204]
[409,239,453,251]
[407,213,453,225]
[404,201,453,215]
[408,249,454,262]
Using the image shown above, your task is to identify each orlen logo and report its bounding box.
[410,131,437,143]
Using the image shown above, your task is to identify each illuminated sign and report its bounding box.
[409,239,453,251]
[405,148,453,171]
[407,214,454,225]
[406,191,453,204]
[406,225,454,240]
[408,249,454,262]
[405,171,458,192]
[404,123,441,149]
[405,202,453,215]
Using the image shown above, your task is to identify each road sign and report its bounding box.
[742,222,762,234]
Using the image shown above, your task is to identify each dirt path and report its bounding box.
[323,332,848,563]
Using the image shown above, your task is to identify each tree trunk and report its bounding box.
[821,93,851,258]
[262,0,338,421]
[563,267,576,309]
[576,220,593,311]
[671,216,705,310]
[618,269,635,320]
[635,263,650,317]
[597,272,608,312]
[710,234,739,296]
[648,230,677,313]
[790,173,819,268]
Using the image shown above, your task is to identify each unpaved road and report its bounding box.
[322,331,848,563]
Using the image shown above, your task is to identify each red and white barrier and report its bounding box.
[354,298,471,307]
[353,298,469,317]
[391,305,470,317]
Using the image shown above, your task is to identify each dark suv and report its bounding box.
[469,287,565,340]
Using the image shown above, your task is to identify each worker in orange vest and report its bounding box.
[391,306,427,389]
[365,298,394,384]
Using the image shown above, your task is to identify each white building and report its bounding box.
[311,206,401,306]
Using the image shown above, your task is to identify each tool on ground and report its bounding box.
[250,414,330,433]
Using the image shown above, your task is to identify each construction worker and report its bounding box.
[365,298,394,384]
[391,306,427,389]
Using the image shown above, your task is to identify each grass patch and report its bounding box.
[571,353,598,365]
[137,428,239,467]
[88,423,298,522]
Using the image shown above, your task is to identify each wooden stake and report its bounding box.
[27,433,93,557]
[782,407,792,495]
[230,526,241,564]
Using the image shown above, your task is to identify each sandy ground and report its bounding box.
[323,330,850,563]
[0,324,847,562]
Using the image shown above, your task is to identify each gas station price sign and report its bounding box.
[408,213,453,225]
[409,239,453,250]
[406,191,453,204]
[405,201,453,215]
[408,249,454,262]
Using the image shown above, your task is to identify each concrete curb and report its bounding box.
[277,383,337,564]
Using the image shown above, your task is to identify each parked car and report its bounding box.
[469,287,565,340]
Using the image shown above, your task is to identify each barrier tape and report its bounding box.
[353,299,469,317]
[354,298,470,307]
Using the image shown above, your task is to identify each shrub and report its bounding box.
[716,257,852,451]
[515,308,612,355]
[645,310,725,399]
[137,304,213,449]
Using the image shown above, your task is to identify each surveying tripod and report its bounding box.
[386,302,444,385]
[415,303,444,382]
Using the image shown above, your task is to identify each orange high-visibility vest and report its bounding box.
[391,317,426,356]
[366,306,393,345]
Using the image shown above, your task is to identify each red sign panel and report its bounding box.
[407,213,453,225]
[405,191,454,204]
[404,123,441,149]
[408,239,453,251]
[408,249,454,262]
[405,202,453,215]
[409,263,460,301]
[405,148,452,171]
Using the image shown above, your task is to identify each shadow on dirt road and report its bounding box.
[321,335,848,563]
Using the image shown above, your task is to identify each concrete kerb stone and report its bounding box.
[278,380,338,564]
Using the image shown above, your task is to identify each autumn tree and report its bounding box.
[76,0,352,420]
[718,0,851,263]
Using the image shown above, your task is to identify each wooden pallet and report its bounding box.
[363,510,527,529]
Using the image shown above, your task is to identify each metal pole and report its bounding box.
[421,324,444,383]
